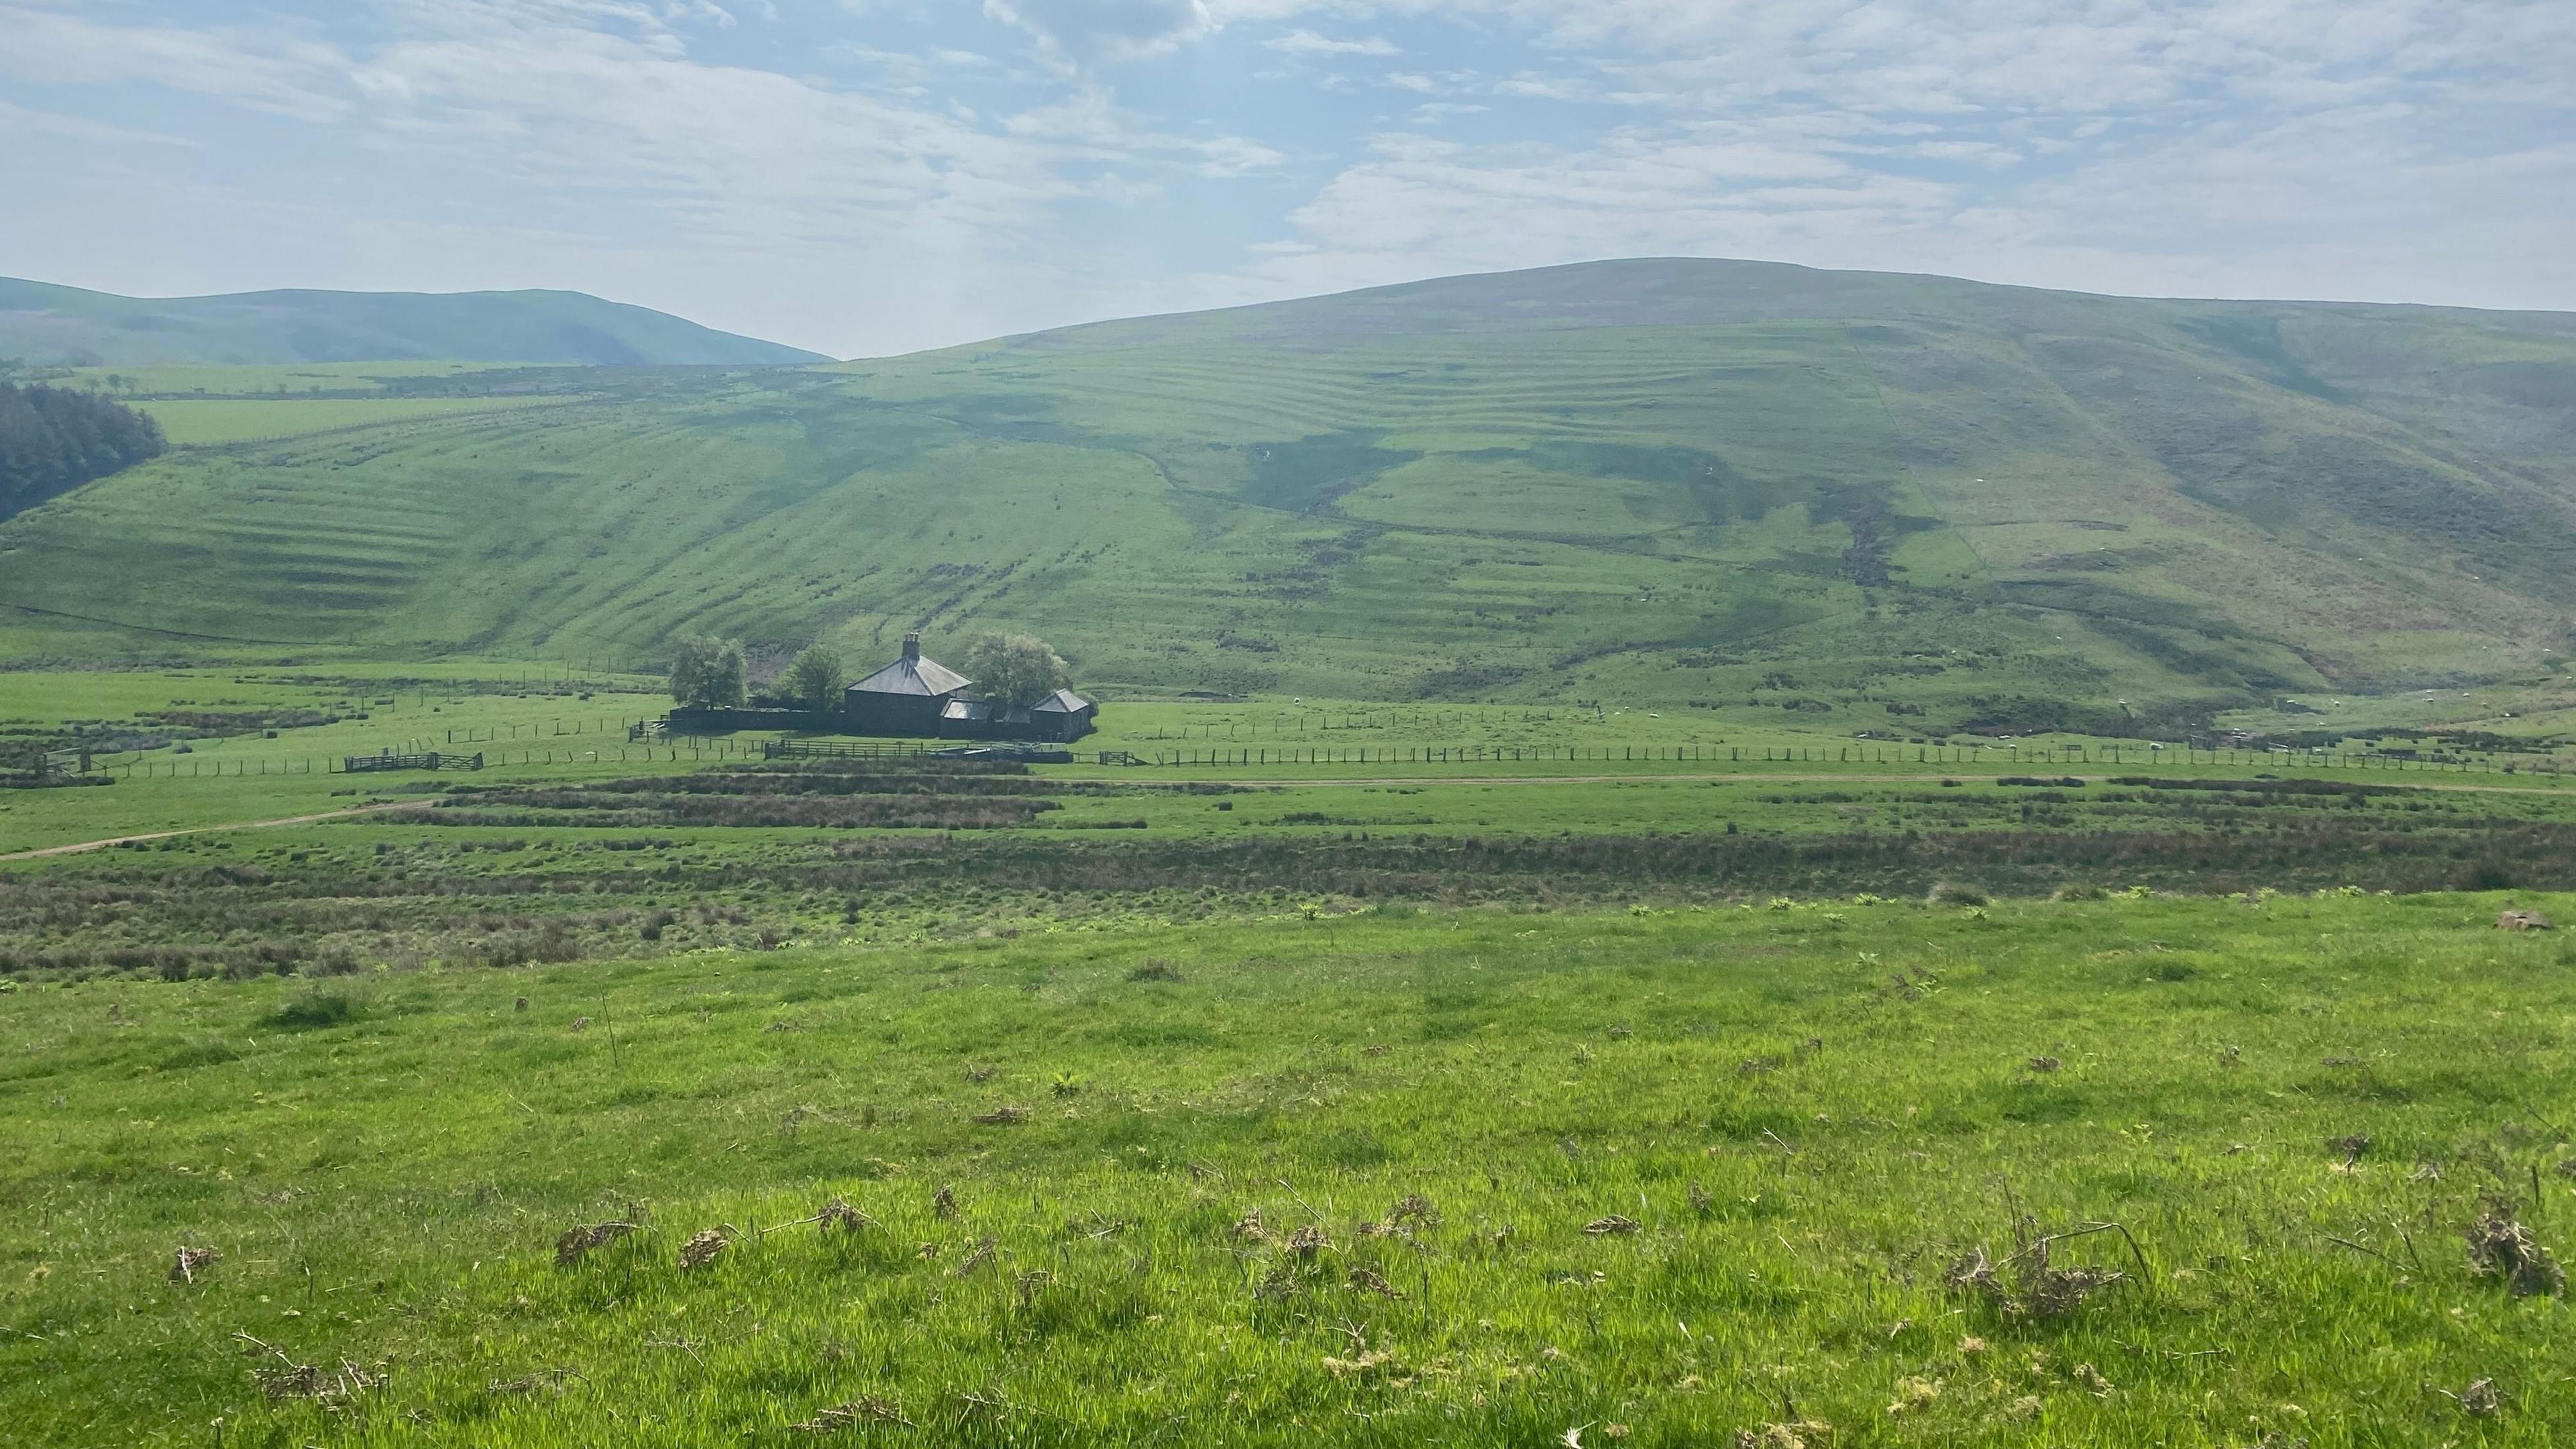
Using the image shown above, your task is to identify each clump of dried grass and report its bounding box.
[953,1235,999,1277]
[2465,1200,2565,1298]
[1733,1419,1831,1448]
[1582,1215,1641,1236]
[1284,1224,1330,1258]
[792,1396,914,1432]
[1348,1266,1403,1299]
[486,1366,583,1397]
[932,1185,959,1220]
[2438,1378,2504,1417]
[169,1246,219,1285]
[237,1333,384,1405]
[1389,1194,1438,1226]
[1945,1217,2139,1319]
[1884,1376,1940,1415]
[553,1221,637,1267]
[819,1198,877,1235]
[678,1229,729,1271]
[972,1106,1027,1126]
[1322,1348,1398,1378]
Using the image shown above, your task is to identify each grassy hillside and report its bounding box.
[0,278,826,366]
[1,260,2571,735]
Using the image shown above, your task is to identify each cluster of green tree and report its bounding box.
[667,633,1071,712]
[0,380,165,519]
[961,633,1073,708]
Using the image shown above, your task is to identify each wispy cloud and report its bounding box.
[981,0,1216,67]
[1265,28,1397,56]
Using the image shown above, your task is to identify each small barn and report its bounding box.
[934,689,1097,743]
[843,633,971,736]
[1026,688,1098,743]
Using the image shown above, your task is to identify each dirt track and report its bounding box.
[0,804,411,863]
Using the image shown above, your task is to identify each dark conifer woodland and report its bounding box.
[0,380,166,518]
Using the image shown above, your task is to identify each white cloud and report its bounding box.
[0,97,199,149]
[1265,28,1397,56]
[982,0,1215,65]
[0,5,350,122]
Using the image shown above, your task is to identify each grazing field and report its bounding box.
[5,894,2573,1446]
[133,396,566,447]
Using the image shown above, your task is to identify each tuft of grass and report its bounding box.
[264,985,368,1030]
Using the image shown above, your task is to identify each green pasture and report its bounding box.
[5,896,2574,1445]
[5,661,2567,859]
[136,396,565,447]
[64,362,541,398]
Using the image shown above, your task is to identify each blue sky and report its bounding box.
[3,0,2571,356]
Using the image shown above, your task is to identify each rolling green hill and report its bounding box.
[1,258,2571,735]
[0,278,826,366]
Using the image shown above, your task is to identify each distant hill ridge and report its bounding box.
[0,278,828,366]
[995,255,2576,344]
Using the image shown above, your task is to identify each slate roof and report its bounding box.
[1030,688,1093,714]
[849,635,972,698]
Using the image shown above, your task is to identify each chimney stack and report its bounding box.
[902,632,921,662]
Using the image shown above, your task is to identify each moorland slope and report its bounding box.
[3,258,2572,733]
[0,278,826,367]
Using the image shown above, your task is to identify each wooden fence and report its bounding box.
[343,751,486,774]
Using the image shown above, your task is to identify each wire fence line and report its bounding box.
[57,736,2567,782]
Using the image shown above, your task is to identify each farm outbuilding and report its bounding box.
[1025,688,1098,742]
[841,633,1095,742]
[936,688,1097,743]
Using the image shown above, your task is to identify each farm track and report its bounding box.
[0,802,413,862]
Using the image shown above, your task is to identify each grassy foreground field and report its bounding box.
[6,896,2574,1446]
